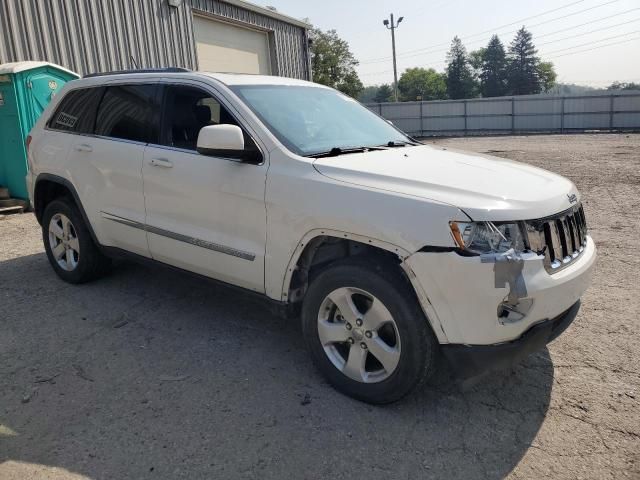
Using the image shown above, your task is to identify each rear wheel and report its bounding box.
[42,198,110,283]
[301,259,438,404]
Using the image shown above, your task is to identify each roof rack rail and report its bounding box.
[84,67,190,78]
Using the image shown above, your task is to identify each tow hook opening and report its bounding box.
[497,298,534,323]
[481,248,534,323]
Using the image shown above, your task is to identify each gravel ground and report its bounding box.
[1,134,638,479]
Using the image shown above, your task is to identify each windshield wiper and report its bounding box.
[379,140,421,148]
[305,146,386,158]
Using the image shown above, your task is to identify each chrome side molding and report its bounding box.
[101,212,255,261]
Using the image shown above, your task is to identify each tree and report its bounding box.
[548,83,596,95]
[537,61,557,93]
[468,48,486,79]
[445,36,476,99]
[480,35,508,97]
[374,84,393,102]
[397,68,447,101]
[309,28,363,98]
[507,27,541,95]
[358,85,379,103]
[608,81,640,90]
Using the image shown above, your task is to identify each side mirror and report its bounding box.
[197,124,244,153]
[196,125,261,163]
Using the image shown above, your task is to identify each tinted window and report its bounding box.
[95,85,158,143]
[161,85,259,157]
[49,87,103,134]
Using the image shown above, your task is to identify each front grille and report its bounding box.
[524,204,588,273]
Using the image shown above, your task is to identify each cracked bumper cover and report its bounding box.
[441,300,581,379]
[404,236,596,345]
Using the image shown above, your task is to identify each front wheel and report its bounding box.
[301,259,438,404]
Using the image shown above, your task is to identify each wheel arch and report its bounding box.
[34,174,100,246]
[281,229,412,304]
[281,229,449,343]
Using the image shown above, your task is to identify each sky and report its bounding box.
[258,0,640,87]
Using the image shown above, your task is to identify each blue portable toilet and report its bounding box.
[0,61,79,201]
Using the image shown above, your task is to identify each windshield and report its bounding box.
[230,85,412,156]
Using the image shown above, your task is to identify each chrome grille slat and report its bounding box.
[564,216,573,253]
[579,206,588,246]
[525,203,588,274]
[558,218,569,261]
[572,212,583,250]
[561,216,573,262]
[552,220,566,265]
[567,215,579,256]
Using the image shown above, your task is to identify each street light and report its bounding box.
[383,13,403,102]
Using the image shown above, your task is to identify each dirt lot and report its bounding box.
[1,134,638,479]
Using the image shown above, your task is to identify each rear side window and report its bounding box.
[48,87,103,134]
[95,85,158,143]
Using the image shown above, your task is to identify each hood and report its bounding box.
[312,145,579,221]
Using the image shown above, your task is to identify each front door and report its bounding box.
[142,84,267,292]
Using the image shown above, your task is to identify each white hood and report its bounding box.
[312,145,579,221]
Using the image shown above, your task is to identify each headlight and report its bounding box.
[450,221,526,255]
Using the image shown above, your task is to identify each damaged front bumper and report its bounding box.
[403,236,596,346]
[441,300,581,379]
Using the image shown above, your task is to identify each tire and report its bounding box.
[42,197,111,283]
[301,258,439,404]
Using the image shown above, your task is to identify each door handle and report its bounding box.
[149,158,173,168]
[74,144,93,153]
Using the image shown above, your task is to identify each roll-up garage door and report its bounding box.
[193,15,272,75]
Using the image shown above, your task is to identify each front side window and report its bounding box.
[161,85,259,156]
[48,87,103,134]
[95,85,158,143]
[230,85,412,156]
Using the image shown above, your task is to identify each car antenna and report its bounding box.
[130,55,139,69]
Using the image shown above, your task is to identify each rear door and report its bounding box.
[141,82,267,292]
[60,83,159,257]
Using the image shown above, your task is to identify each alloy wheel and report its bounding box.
[48,213,80,272]
[317,287,401,383]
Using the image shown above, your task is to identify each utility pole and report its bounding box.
[383,13,403,102]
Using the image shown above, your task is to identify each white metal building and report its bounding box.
[0,0,311,79]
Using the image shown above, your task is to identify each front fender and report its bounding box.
[279,228,412,302]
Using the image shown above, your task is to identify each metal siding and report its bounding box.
[390,118,421,135]
[381,102,420,119]
[514,114,562,130]
[563,113,610,129]
[0,0,309,79]
[614,95,640,111]
[564,96,610,113]
[367,91,640,136]
[613,112,640,128]
[423,117,465,132]
[189,0,308,79]
[515,98,563,115]
[424,101,464,117]
[469,115,511,130]
[467,99,511,116]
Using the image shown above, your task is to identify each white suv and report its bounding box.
[26,69,595,403]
